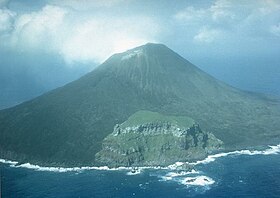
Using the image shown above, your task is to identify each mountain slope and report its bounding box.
[0,43,279,166]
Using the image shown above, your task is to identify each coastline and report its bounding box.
[1,143,279,173]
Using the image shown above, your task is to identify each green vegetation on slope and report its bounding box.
[121,110,195,129]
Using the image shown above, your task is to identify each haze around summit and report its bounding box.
[0,0,280,109]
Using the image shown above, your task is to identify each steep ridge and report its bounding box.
[0,43,279,166]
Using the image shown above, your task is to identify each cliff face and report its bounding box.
[95,113,223,167]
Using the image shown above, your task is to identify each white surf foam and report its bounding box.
[0,159,149,173]
[11,163,87,173]
[191,144,280,165]
[126,168,142,175]
[161,170,196,180]
[165,144,280,168]
[161,175,174,181]
[159,169,214,187]
[167,162,185,170]
[180,176,215,186]
[165,170,200,178]
[1,144,279,173]
[160,169,199,181]
[0,160,134,173]
[0,159,18,165]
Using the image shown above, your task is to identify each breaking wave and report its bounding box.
[180,176,215,186]
[0,159,18,165]
[166,144,280,169]
[159,168,214,188]
[157,144,280,188]
[0,144,279,174]
[191,144,280,166]
[126,168,142,175]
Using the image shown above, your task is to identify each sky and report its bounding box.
[0,0,280,108]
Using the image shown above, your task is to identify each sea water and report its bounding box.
[1,145,280,198]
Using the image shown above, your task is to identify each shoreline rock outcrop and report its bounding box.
[95,111,224,167]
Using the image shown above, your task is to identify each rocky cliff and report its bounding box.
[95,111,223,167]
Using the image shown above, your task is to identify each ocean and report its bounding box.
[1,145,280,198]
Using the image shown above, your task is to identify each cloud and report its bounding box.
[60,17,159,63]
[0,4,160,64]
[271,23,280,37]
[258,0,280,15]
[174,6,207,22]
[1,0,279,64]
[0,8,15,33]
[210,0,236,22]
[10,5,67,50]
[48,0,127,10]
[194,27,222,43]
[0,0,9,8]
[174,0,280,43]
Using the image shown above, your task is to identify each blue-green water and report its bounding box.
[1,147,280,198]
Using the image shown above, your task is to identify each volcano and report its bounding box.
[1,43,279,166]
